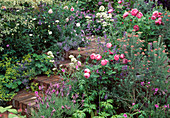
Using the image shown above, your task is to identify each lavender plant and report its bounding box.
[30,82,81,118]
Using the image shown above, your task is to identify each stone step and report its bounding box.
[33,75,63,91]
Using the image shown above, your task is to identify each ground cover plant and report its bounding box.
[0,0,169,117]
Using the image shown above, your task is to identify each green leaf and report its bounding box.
[8,113,19,118]
[0,106,7,113]
[8,109,18,114]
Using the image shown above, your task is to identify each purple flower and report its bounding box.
[98,2,102,5]
[141,82,144,86]
[123,113,127,118]
[155,88,158,92]
[6,44,9,47]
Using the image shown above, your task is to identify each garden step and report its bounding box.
[33,75,63,91]
[11,90,39,116]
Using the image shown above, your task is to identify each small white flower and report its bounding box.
[69,55,74,59]
[110,19,114,22]
[48,9,53,14]
[99,6,105,11]
[33,18,36,20]
[102,22,107,27]
[63,6,68,9]
[66,18,69,22]
[69,63,75,67]
[49,31,52,35]
[52,68,57,71]
[50,60,54,63]
[47,56,51,58]
[47,51,53,55]
[60,64,63,67]
[55,20,59,23]
[85,16,91,19]
[29,34,33,36]
[16,10,19,12]
[71,58,77,63]
[76,23,80,27]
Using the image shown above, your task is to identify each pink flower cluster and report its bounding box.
[90,53,102,60]
[84,68,91,78]
[123,8,143,19]
[151,11,164,25]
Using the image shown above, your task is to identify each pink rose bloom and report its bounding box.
[136,12,143,18]
[95,54,102,61]
[108,9,113,13]
[84,73,90,78]
[101,59,108,66]
[157,15,161,18]
[151,15,156,20]
[70,7,74,11]
[159,12,162,15]
[131,8,139,16]
[158,17,162,22]
[118,0,122,4]
[153,11,159,17]
[106,43,112,48]
[114,54,119,61]
[120,54,125,59]
[90,53,96,60]
[123,12,129,19]
[123,113,127,118]
[84,68,90,74]
[155,20,161,25]
[109,50,114,55]
[133,25,139,31]
[155,104,159,108]
[123,58,128,64]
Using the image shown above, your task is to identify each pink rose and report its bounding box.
[114,54,119,61]
[133,25,139,31]
[131,8,139,16]
[106,43,112,48]
[84,68,91,74]
[101,59,108,66]
[120,54,125,59]
[118,0,122,4]
[159,12,162,15]
[95,54,102,61]
[158,17,162,22]
[157,15,161,18]
[123,12,129,19]
[109,50,114,55]
[70,7,74,11]
[123,58,128,64]
[90,53,96,60]
[155,20,161,25]
[84,73,90,78]
[151,15,156,20]
[153,11,159,17]
[108,9,113,13]
[136,12,143,18]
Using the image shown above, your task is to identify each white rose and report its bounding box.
[71,58,77,63]
[99,6,105,11]
[102,22,107,27]
[96,13,100,18]
[50,60,55,63]
[52,68,57,71]
[29,34,33,36]
[55,20,59,23]
[47,51,53,55]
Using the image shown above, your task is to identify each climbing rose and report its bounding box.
[153,11,159,17]
[123,58,128,64]
[151,15,156,20]
[133,25,139,31]
[136,12,143,18]
[123,12,129,18]
[120,54,125,59]
[48,9,53,14]
[106,43,112,48]
[114,54,119,61]
[84,69,91,74]
[90,53,96,60]
[84,73,90,78]
[131,8,138,16]
[101,59,108,66]
[95,54,102,61]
